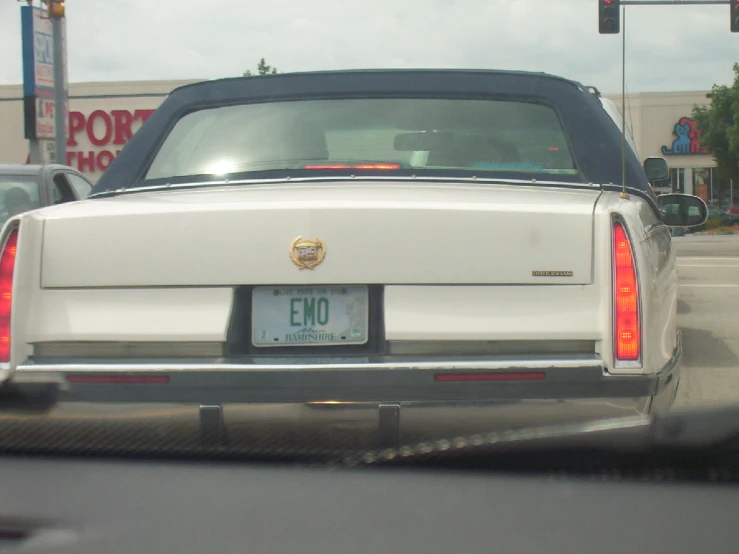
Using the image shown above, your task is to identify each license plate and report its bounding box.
[252,285,369,347]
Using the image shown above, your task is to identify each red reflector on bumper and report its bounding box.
[434,372,545,382]
[67,375,169,384]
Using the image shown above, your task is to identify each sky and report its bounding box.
[0,0,737,94]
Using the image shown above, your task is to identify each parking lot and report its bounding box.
[673,234,739,409]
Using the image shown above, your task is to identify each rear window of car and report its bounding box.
[144,98,578,182]
[0,175,41,226]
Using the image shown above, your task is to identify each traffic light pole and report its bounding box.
[51,11,66,165]
[620,4,627,198]
[620,1,727,4]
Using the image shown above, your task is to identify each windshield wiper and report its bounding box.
[345,406,739,479]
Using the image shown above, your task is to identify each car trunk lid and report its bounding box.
[40,181,600,287]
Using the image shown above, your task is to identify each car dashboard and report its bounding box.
[1,455,737,554]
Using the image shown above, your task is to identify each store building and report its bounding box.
[603,90,734,207]
[0,79,735,206]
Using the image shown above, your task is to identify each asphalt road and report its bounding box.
[672,234,739,410]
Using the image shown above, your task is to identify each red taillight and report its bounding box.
[613,221,640,361]
[304,164,401,170]
[0,229,18,363]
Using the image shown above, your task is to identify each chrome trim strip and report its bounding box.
[88,175,597,199]
[13,356,605,377]
[33,341,225,358]
[387,340,597,356]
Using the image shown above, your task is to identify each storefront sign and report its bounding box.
[24,108,157,174]
[661,117,709,155]
[21,5,57,140]
[66,108,155,172]
[34,95,56,138]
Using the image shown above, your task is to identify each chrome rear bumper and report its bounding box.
[11,354,670,403]
[3,343,681,452]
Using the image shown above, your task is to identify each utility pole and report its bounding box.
[48,0,67,165]
[620,4,628,198]
[731,179,734,207]
[51,14,66,165]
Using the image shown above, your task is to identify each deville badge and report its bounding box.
[289,237,326,270]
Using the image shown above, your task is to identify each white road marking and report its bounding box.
[678,284,739,287]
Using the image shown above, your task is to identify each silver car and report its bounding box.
[0,164,93,227]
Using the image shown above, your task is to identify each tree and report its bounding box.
[243,58,279,77]
[692,63,739,195]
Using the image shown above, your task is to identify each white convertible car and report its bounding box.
[0,70,707,450]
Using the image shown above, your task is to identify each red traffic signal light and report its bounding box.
[599,0,621,34]
[731,0,739,33]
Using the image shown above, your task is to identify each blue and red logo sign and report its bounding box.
[661,117,708,155]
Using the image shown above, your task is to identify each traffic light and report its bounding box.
[47,0,65,18]
[598,0,620,34]
[731,0,739,33]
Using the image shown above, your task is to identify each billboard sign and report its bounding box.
[660,117,709,156]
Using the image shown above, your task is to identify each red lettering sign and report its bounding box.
[111,110,134,145]
[68,111,85,147]
[97,150,115,170]
[39,99,54,119]
[63,108,156,173]
[87,110,113,147]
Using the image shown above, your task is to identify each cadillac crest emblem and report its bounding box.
[289,237,326,270]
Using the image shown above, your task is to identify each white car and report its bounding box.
[0,70,707,449]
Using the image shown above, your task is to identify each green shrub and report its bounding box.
[705,218,723,230]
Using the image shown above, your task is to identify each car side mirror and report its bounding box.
[657,194,708,227]
[643,157,669,182]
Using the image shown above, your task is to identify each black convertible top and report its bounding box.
[93,69,653,197]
